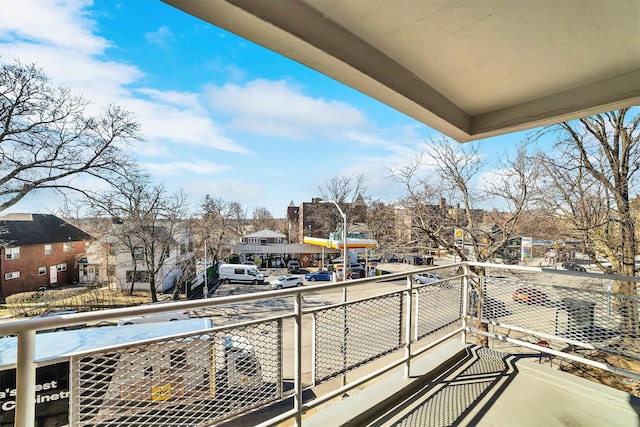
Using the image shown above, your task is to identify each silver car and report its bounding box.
[413,272,443,284]
[270,274,303,289]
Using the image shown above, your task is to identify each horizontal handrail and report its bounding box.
[1,260,638,427]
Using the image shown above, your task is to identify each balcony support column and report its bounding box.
[15,329,37,427]
[293,292,303,427]
[404,275,413,377]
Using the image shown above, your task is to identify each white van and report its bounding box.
[219,263,265,285]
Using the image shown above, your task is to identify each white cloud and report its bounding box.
[0,0,108,55]
[179,178,263,209]
[141,160,234,176]
[126,95,252,155]
[0,1,250,157]
[205,79,367,139]
[0,1,141,105]
[145,26,175,49]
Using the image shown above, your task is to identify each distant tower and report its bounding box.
[287,200,300,243]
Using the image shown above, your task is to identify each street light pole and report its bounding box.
[322,200,347,279]
[321,199,348,388]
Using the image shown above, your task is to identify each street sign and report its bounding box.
[454,229,464,251]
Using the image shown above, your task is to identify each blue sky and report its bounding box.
[0,0,524,218]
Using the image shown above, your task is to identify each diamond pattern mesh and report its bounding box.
[314,292,403,384]
[392,348,511,427]
[415,278,463,339]
[70,321,281,426]
[478,276,640,360]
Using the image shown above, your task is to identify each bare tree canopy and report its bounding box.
[536,109,640,277]
[316,174,368,236]
[199,196,246,263]
[365,199,398,248]
[88,177,191,302]
[391,138,538,262]
[252,206,275,231]
[0,59,141,212]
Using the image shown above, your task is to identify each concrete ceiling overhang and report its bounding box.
[164,0,640,142]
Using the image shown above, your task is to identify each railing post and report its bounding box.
[15,329,36,427]
[461,263,469,344]
[293,292,303,427]
[342,285,347,388]
[404,274,413,377]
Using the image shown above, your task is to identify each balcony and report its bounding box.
[0,262,639,426]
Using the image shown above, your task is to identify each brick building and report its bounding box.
[287,197,368,244]
[0,213,91,298]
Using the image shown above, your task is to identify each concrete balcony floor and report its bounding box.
[300,342,640,427]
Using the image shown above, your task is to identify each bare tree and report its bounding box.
[391,138,538,347]
[536,108,639,334]
[89,178,191,302]
[365,200,399,249]
[252,206,275,231]
[316,174,368,238]
[0,59,141,212]
[391,139,537,263]
[199,196,246,263]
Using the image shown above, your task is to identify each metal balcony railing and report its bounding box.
[0,262,638,426]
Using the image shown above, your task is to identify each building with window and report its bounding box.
[0,213,91,298]
[287,197,368,244]
[241,230,287,245]
[234,228,340,268]
[79,220,194,293]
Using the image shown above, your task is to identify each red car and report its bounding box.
[347,267,366,279]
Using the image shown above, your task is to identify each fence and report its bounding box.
[0,262,638,426]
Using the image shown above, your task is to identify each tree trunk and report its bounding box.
[149,277,158,303]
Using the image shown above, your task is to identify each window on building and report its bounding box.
[38,267,46,276]
[133,247,144,260]
[71,242,76,250]
[180,243,187,255]
[5,247,20,260]
[107,265,116,276]
[4,271,20,280]
[44,244,52,255]
[126,270,151,282]
[63,242,70,253]
[57,263,67,272]
[107,243,116,256]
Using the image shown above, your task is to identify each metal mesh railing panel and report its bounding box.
[71,320,282,426]
[415,278,463,339]
[478,276,640,361]
[314,292,403,384]
[393,347,511,427]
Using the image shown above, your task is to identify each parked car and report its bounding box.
[118,310,191,326]
[562,262,586,272]
[287,259,301,273]
[347,267,366,279]
[305,270,332,281]
[413,272,443,284]
[512,287,548,305]
[270,275,303,289]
